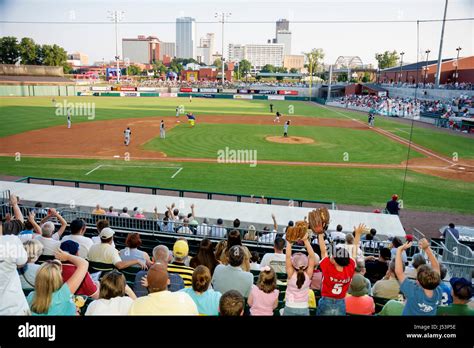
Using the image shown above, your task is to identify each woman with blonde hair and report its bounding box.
[85,270,137,315]
[215,240,227,263]
[27,249,89,315]
[19,239,44,290]
[244,225,258,241]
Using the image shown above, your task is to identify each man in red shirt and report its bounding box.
[316,223,366,315]
[60,240,99,299]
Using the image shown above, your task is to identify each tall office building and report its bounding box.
[176,17,196,59]
[276,19,290,37]
[196,33,215,65]
[276,30,292,56]
[159,42,176,60]
[228,43,284,70]
[122,35,160,64]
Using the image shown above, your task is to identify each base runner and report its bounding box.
[274,111,281,123]
[124,127,132,146]
[67,111,71,129]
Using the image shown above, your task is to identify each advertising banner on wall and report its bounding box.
[159,93,178,97]
[91,86,111,91]
[267,95,285,100]
[120,92,140,97]
[277,90,298,95]
[222,88,238,94]
[237,89,249,94]
[233,94,253,99]
[179,87,199,92]
[138,87,159,92]
[199,88,218,93]
[119,86,137,91]
[258,90,277,95]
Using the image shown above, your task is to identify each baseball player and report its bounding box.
[67,111,71,129]
[186,112,196,127]
[269,103,274,113]
[283,120,290,137]
[124,127,132,146]
[189,94,192,103]
[160,120,166,139]
[274,111,281,123]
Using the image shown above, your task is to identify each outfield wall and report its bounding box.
[0,85,81,97]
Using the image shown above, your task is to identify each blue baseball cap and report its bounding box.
[60,240,79,255]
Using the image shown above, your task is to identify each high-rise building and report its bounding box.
[176,17,196,59]
[196,33,215,65]
[276,30,292,56]
[228,43,284,70]
[122,35,160,64]
[159,42,176,60]
[276,19,289,37]
[67,52,89,66]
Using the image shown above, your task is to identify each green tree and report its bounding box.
[337,72,348,82]
[260,64,275,73]
[237,59,251,78]
[213,58,222,69]
[303,48,325,76]
[375,50,399,69]
[0,36,20,64]
[18,37,38,64]
[289,68,298,74]
[128,65,142,75]
[169,59,184,74]
[361,72,372,83]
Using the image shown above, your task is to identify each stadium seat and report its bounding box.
[120,266,142,286]
[36,254,55,264]
[250,269,260,277]
[23,288,34,298]
[278,291,286,302]
[373,296,391,314]
[88,261,114,274]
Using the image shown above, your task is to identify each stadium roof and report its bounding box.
[362,83,387,92]
[381,58,454,72]
[0,75,74,84]
[256,72,303,78]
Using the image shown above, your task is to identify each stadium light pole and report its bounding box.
[108,10,125,83]
[399,52,405,84]
[424,49,431,87]
[435,0,449,88]
[454,46,462,83]
[215,12,231,86]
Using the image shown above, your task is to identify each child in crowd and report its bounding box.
[247,266,279,316]
[249,251,261,271]
[219,290,244,316]
[395,238,442,316]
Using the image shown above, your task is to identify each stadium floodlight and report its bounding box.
[215,12,232,86]
[454,46,462,83]
[108,10,125,83]
[424,49,431,87]
[399,52,405,84]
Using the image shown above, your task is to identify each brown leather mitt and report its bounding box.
[286,220,309,242]
[308,207,330,234]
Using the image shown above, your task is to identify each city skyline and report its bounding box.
[0,0,472,67]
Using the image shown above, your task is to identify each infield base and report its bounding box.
[265,136,315,144]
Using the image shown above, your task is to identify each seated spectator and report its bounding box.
[283,233,316,316]
[87,228,146,270]
[196,217,211,236]
[106,206,118,217]
[168,240,194,287]
[390,237,407,264]
[437,277,474,316]
[348,261,372,296]
[129,263,198,315]
[250,251,261,271]
[214,240,227,262]
[134,245,184,297]
[260,237,287,273]
[310,253,322,290]
[62,219,93,259]
[221,230,252,271]
[180,265,221,316]
[232,218,246,237]
[18,212,42,243]
[35,221,61,256]
[395,238,442,316]
[361,228,379,241]
[340,232,364,262]
[190,239,219,275]
[134,208,145,219]
[27,249,89,315]
[378,299,405,316]
[85,270,137,315]
[243,225,258,241]
[345,274,375,315]
[119,233,152,267]
[60,240,99,299]
[119,207,130,218]
[258,214,278,244]
[219,290,244,316]
[316,223,365,316]
[365,247,391,284]
[404,253,426,279]
[33,202,47,215]
[0,222,30,315]
[210,218,227,238]
[19,239,44,290]
[386,194,401,215]
[248,266,279,316]
[177,218,193,235]
[92,204,106,215]
[212,245,253,298]
[442,223,459,240]
[373,260,403,300]
[438,264,453,306]
[330,224,346,242]
[92,220,115,248]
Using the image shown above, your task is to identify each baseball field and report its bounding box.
[0,96,473,214]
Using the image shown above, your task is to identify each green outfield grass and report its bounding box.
[0,96,473,214]
[0,156,472,214]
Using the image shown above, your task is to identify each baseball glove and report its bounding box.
[308,207,331,234]
[286,220,309,242]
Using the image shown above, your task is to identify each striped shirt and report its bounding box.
[168,262,194,288]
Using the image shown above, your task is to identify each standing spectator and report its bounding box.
[442,223,459,240]
[330,224,346,242]
[128,263,198,315]
[62,219,93,259]
[212,245,253,298]
[0,221,29,315]
[219,290,244,316]
[437,278,474,316]
[258,214,278,244]
[168,240,194,287]
[373,261,403,300]
[404,253,426,279]
[248,266,279,316]
[386,194,401,215]
[85,270,137,315]
[345,274,375,315]
[189,239,219,275]
[92,204,106,215]
[361,228,379,241]
[119,233,152,267]
[283,233,316,316]
[316,223,365,316]
[18,212,42,242]
[19,239,44,290]
[27,249,89,315]
[106,206,118,217]
[365,247,391,284]
[438,264,453,306]
[340,233,364,263]
[180,265,221,316]
[119,207,130,217]
[395,238,442,316]
[2,194,24,235]
[260,237,287,273]
[390,237,408,264]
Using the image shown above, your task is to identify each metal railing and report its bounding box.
[15,176,337,210]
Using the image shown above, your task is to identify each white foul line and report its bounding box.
[395,128,411,134]
[171,167,183,179]
[85,165,103,176]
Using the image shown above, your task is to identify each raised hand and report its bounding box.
[9,194,18,205]
[54,249,69,262]
[28,211,36,221]
[399,241,413,251]
[353,223,367,236]
[418,238,429,250]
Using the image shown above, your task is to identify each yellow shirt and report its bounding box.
[129,290,198,315]
[87,243,121,265]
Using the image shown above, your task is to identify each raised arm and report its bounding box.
[53,210,67,238]
[153,207,160,221]
[271,213,277,231]
[55,249,89,294]
[190,204,196,220]
[395,242,412,284]
[10,194,24,223]
[318,232,327,259]
[303,234,316,277]
[285,241,294,277]
[352,223,366,259]
[27,212,42,235]
[418,238,440,275]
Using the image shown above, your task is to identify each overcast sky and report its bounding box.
[0,0,472,66]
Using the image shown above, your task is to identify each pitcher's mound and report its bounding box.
[266,136,315,144]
